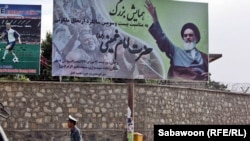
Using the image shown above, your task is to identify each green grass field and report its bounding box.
[0,43,40,75]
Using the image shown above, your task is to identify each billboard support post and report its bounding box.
[127,79,134,141]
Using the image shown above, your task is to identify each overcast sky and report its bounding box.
[1,0,249,84]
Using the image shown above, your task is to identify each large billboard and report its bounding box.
[52,0,208,81]
[0,4,41,75]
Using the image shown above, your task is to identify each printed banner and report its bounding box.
[52,0,208,81]
[0,4,41,75]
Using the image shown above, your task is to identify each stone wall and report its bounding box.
[0,81,250,141]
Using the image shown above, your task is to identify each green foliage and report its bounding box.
[17,75,30,81]
[206,80,228,91]
[28,32,57,81]
[0,74,30,81]
[41,32,52,61]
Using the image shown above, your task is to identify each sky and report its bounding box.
[0,0,250,84]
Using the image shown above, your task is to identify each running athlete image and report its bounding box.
[0,22,22,62]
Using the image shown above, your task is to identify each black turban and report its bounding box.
[181,22,200,43]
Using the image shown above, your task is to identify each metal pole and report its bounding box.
[127,79,134,141]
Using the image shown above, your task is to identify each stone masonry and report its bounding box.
[0,81,250,141]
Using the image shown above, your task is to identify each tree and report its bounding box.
[205,75,228,90]
[41,32,52,61]
[28,31,56,81]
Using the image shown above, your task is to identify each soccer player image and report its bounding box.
[0,22,22,63]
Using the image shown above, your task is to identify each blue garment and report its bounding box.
[70,126,83,141]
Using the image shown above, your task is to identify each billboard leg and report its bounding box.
[127,79,134,141]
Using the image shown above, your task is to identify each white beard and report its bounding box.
[183,41,196,51]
